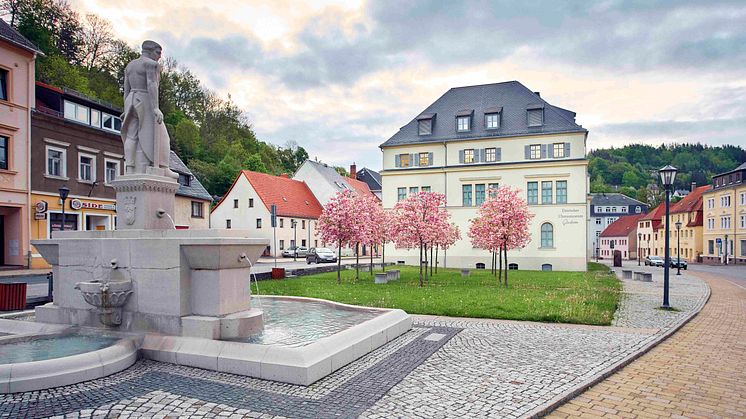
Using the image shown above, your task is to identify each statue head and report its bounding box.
[141,40,162,61]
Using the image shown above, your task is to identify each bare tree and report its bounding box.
[78,13,113,70]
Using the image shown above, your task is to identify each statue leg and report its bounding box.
[123,110,139,174]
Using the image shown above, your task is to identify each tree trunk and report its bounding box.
[382,243,386,272]
[435,245,439,274]
[355,242,360,281]
[498,246,503,286]
[419,243,424,287]
[423,244,428,283]
[370,244,374,276]
[503,246,508,288]
[337,240,342,284]
[430,246,433,277]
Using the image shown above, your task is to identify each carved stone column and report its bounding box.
[111,173,180,230]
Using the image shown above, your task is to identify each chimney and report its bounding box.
[349,163,357,179]
[691,182,696,192]
[279,173,289,178]
[534,91,540,97]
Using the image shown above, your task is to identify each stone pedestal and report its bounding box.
[111,173,179,230]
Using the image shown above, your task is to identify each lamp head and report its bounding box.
[58,186,70,201]
[659,165,678,187]
[675,221,682,229]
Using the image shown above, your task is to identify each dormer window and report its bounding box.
[417,113,435,135]
[456,109,473,132]
[527,105,544,127]
[484,106,502,129]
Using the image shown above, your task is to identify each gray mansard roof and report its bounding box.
[0,19,42,55]
[169,151,212,201]
[590,193,647,207]
[381,81,586,147]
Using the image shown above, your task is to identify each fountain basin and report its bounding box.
[142,296,412,385]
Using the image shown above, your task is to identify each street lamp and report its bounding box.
[724,234,729,266]
[58,186,70,233]
[675,221,682,276]
[659,165,677,309]
[291,220,298,261]
[636,232,641,266]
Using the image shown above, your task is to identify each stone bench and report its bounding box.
[622,270,632,279]
[461,269,470,278]
[375,273,388,284]
[639,272,653,282]
[386,270,399,281]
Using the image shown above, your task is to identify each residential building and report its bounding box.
[599,214,645,260]
[655,185,709,263]
[0,21,40,267]
[170,151,212,229]
[210,171,323,257]
[636,203,664,259]
[353,165,382,200]
[702,162,746,264]
[380,81,589,271]
[588,193,648,259]
[293,159,375,206]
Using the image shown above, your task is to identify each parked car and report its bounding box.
[644,255,664,267]
[306,248,338,264]
[282,246,309,258]
[670,257,688,269]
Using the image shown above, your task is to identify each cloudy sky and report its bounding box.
[72,0,746,170]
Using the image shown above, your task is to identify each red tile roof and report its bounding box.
[640,203,665,230]
[345,176,374,197]
[242,171,323,218]
[600,214,646,238]
[671,185,709,214]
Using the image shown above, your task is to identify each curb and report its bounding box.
[525,272,712,418]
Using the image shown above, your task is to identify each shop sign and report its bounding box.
[34,212,47,220]
[558,208,584,225]
[35,200,48,214]
[69,199,116,211]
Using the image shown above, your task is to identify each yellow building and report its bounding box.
[702,162,746,264]
[655,185,708,263]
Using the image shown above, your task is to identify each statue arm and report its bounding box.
[145,61,163,124]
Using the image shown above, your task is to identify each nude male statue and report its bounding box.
[121,40,177,178]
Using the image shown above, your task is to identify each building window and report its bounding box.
[419,152,430,166]
[529,144,541,159]
[527,108,543,126]
[302,220,306,229]
[552,143,565,158]
[397,187,406,201]
[191,201,203,218]
[178,173,191,186]
[409,186,418,196]
[541,181,552,204]
[78,153,95,182]
[399,153,410,167]
[226,219,232,229]
[596,218,602,225]
[556,181,567,204]
[475,184,486,206]
[721,195,731,207]
[49,212,78,235]
[234,199,239,208]
[527,182,538,204]
[105,159,119,184]
[0,69,7,101]
[741,215,746,229]
[741,240,746,257]
[721,216,731,229]
[707,218,714,230]
[279,240,285,250]
[64,100,90,125]
[279,218,284,228]
[102,113,122,132]
[248,198,254,208]
[464,149,474,163]
[488,183,499,198]
[541,223,554,248]
[256,218,262,228]
[418,118,432,135]
[707,198,714,209]
[485,113,499,129]
[0,135,7,170]
[485,147,496,162]
[421,186,431,192]
[541,264,552,271]
[457,116,470,132]
[462,185,473,206]
[508,263,518,270]
[46,146,66,177]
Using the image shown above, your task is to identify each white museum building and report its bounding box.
[379,81,589,271]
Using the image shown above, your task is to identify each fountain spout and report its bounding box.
[75,280,133,327]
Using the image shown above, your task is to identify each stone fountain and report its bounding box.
[32,40,267,340]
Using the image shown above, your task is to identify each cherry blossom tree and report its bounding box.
[390,192,453,286]
[360,197,387,275]
[468,186,533,287]
[434,222,461,274]
[317,190,362,284]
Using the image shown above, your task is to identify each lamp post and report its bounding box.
[291,220,298,262]
[724,234,729,266]
[638,232,642,266]
[58,186,70,233]
[675,221,682,276]
[659,165,677,309]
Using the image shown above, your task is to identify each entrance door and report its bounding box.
[0,215,4,266]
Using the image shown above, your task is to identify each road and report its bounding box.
[688,263,746,289]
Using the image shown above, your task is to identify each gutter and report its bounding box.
[26,53,35,267]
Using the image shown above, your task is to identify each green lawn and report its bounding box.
[256,262,621,325]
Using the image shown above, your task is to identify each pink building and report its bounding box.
[0,21,40,267]
[599,214,645,260]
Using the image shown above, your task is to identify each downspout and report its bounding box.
[26,53,35,268]
[443,140,447,268]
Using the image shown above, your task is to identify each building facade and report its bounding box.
[294,160,374,206]
[210,171,323,257]
[169,151,212,229]
[702,162,746,264]
[0,22,40,267]
[599,214,644,260]
[588,193,647,259]
[636,203,664,259]
[380,82,589,271]
[354,166,382,200]
[655,185,708,263]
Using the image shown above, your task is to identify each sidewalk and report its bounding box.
[0,268,50,278]
[549,269,746,418]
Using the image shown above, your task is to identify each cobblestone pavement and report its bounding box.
[549,268,746,418]
[0,266,711,418]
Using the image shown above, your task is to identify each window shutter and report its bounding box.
[528,109,543,126]
[564,142,571,158]
[395,154,401,167]
[496,148,502,161]
[428,152,433,166]
[459,150,465,164]
[524,145,530,160]
[411,153,418,167]
[540,144,548,159]
[479,149,486,163]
